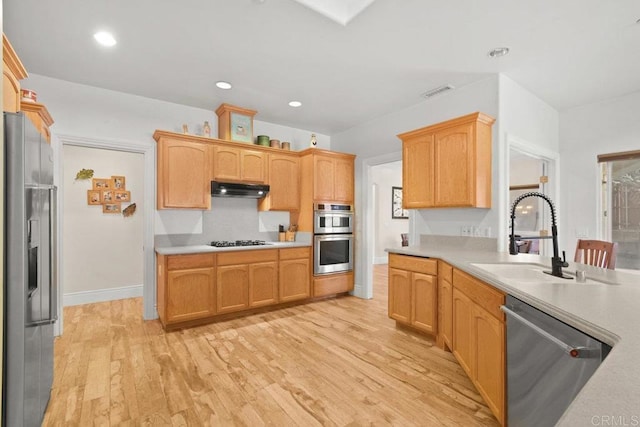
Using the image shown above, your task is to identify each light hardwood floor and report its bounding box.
[44,265,498,426]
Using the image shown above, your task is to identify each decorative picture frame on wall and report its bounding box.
[101,190,114,203]
[102,203,121,214]
[92,178,112,190]
[112,175,126,190]
[392,186,409,219]
[114,190,131,202]
[87,190,102,205]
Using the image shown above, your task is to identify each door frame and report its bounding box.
[358,151,405,300]
[54,133,156,334]
[502,133,560,254]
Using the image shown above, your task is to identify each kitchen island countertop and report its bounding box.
[156,241,311,255]
[386,244,640,426]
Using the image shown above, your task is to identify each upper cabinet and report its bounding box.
[398,112,495,208]
[259,152,300,211]
[212,144,266,184]
[3,34,28,113]
[154,131,212,210]
[21,101,54,143]
[301,149,355,203]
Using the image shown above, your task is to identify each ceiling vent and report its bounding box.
[422,84,455,99]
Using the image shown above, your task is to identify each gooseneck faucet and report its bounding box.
[509,192,571,279]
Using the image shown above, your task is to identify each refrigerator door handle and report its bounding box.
[49,186,59,323]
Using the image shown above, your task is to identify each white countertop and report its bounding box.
[387,245,640,426]
[155,241,311,255]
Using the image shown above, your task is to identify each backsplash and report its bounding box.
[419,234,498,251]
[155,198,292,247]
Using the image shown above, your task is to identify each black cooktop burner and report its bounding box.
[210,240,268,247]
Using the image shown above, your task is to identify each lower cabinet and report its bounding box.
[388,253,438,334]
[313,272,354,298]
[217,250,278,314]
[279,247,311,302]
[157,253,216,326]
[452,268,506,426]
[438,260,453,350]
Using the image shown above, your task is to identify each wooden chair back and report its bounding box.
[574,239,618,270]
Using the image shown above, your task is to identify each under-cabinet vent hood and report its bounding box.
[211,181,270,199]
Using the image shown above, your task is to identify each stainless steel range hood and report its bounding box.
[211,181,270,199]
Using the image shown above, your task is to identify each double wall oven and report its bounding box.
[313,203,354,275]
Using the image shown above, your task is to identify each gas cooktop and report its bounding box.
[210,240,269,247]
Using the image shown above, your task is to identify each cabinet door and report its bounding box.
[388,268,411,324]
[412,272,437,334]
[402,134,434,208]
[473,304,505,425]
[433,122,474,207]
[240,149,266,183]
[262,154,300,210]
[166,267,215,323]
[452,287,474,378]
[334,157,354,202]
[314,156,335,201]
[279,258,310,302]
[158,139,211,209]
[438,273,453,350]
[249,261,278,308]
[216,265,249,314]
[212,145,241,181]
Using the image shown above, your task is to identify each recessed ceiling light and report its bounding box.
[288,101,302,107]
[216,81,232,90]
[488,47,510,58]
[93,31,117,47]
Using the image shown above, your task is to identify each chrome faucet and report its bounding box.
[509,192,571,279]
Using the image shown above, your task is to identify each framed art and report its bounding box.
[392,186,409,219]
[103,203,121,214]
[101,190,114,203]
[215,103,257,143]
[87,190,102,205]
[112,175,126,190]
[92,178,112,190]
[114,190,131,202]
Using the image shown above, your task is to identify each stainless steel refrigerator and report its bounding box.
[3,112,57,426]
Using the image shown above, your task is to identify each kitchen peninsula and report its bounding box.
[387,236,640,426]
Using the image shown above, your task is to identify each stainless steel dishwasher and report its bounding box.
[501,295,611,427]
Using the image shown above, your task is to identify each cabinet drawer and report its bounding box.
[217,249,278,266]
[313,272,354,297]
[280,247,311,260]
[438,260,453,283]
[389,254,437,275]
[452,268,505,321]
[167,253,215,270]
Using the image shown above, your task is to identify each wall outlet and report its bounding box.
[460,226,472,236]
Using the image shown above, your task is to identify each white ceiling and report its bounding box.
[4,0,640,135]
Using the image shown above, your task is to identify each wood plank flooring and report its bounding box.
[43,265,498,426]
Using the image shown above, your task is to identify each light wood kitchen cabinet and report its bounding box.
[313,272,354,297]
[156,253,216,326]
[20,101,54,143]
[279,247,311,302]
[259,152,300,211]
[217,250,278,314]
[388,254,438,334]
[212,144,266,184]
[300,149,355,204]
[438,260,453,350]
[398,112,495,208]
[3,34,28,113]
[452,268,505,425]
[154,131,212,209]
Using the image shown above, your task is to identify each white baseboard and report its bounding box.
[373,256,388,265]
[63,284,143,307]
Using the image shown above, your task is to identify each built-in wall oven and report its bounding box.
[313,203,353,275]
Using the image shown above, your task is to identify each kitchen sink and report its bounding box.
[470,262,616,285]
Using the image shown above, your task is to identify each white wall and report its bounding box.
[559,90,640,252]
[372,162,407,263]
[62,145,144,299]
